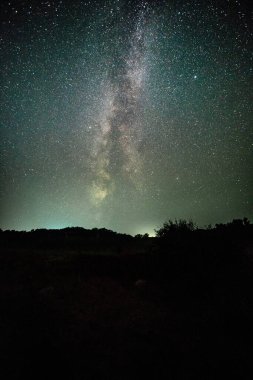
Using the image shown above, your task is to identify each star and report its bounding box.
[0,0,251,233]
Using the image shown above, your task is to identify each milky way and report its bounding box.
[91,5,149,206]
[0,0,252,234]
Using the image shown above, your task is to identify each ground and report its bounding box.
[0,235,252,379]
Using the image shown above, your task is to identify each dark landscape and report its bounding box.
[1,0,252,378]
[1,219,253,379]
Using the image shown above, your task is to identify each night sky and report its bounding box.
[1,0,252,235]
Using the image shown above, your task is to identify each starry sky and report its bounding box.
[1,0,252,235]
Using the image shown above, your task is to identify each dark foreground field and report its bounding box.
[0,226,253,379]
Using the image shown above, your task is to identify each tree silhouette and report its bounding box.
[155,219,197,238]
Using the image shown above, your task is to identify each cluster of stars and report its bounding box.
[0,0,252,233]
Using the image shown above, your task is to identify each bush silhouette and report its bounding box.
[155,219,197,238]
